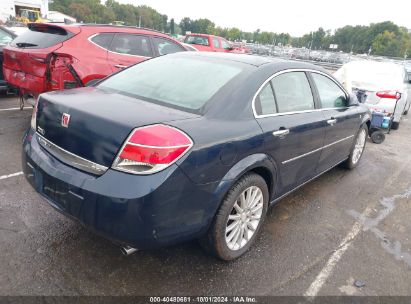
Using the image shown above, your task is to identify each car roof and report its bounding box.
[170,52,326,71]
[40,23,172,38]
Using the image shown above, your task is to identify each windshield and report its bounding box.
[184,35,209,46]
[98,55,245,111]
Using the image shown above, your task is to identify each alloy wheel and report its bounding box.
[352,128,366,164]
[225,186,264,251]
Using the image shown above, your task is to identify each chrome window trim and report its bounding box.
[36,133,108,175]
[282,134,354,165]
[252,68,349,119]
[88,33,151,59]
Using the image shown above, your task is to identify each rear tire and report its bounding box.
[200,173,269,261]
[341,124,367,169]
[391,121,400,130]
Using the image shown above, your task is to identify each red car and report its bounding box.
[184,33,241,53]
[3,23,188,105]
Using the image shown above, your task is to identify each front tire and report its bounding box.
[341,124,367,169]
[200,173,269,261]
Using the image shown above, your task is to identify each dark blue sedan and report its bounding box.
[23,52,371,260]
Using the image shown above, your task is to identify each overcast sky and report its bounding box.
[116,0,411,36]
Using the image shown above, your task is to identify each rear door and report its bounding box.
[107,33,153,72]
[310,71,361,173]
[255,71,326,195]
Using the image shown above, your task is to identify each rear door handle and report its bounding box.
[114,64,127,69]
[273,129,290,137]
[327,119,337,125]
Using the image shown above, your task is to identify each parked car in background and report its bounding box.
[230,42,251,54]
[335,60,411,129]
[0,25,17,92]
[3,23,188,105]
[181,42,198,51]
[24,52,370,260]
[184,33,239,53]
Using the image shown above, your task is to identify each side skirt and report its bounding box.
[268,157,349,207]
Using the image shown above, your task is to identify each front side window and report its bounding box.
[221,39,231,49]
[312,73,347,108]
[110,34,152,57]
[152,37,185,55]
[90,33,114,50]
[271,72,314,113]
[255,83,277,116]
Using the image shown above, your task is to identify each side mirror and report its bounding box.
[347,93,359,106]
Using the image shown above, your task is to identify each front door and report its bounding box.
[309,72,361,173]
[255,71,326,195]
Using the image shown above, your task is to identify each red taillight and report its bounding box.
[112,124,193,174]
[376,91,401,99]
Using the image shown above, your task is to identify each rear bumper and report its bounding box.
[3,66,45,96]
[22,130,220,249]
[364,97,406,122]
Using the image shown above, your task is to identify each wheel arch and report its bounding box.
[214,153,278,207]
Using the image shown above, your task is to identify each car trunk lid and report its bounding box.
[35,87,200,169]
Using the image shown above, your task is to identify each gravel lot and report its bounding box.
[0,94,410,296]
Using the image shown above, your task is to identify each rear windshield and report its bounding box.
[98,55,245,111]
[184,35,209,46]
[10,25,74,49]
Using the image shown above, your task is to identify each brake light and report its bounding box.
[376,91,401,99]
[112,124,193,174]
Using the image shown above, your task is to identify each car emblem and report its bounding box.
[61,113,70,128]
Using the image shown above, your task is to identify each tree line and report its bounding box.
[50,0,411,58]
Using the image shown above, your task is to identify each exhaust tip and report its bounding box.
[120,246,138,256]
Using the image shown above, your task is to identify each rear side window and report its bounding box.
[152,37,185,55]
[272,72,314,113]
[90,33,114,50]
[311,73,347,108]
[11,25,73,49]
[255,83,277,115]
[110,34,152,57]
[184,35,209,46]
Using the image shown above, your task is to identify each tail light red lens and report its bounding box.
[376,91,401,99]
[112,124,193,174]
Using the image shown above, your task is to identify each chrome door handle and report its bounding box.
[273,129,290,137]
[115,64,127,69]
[327,119,337,125]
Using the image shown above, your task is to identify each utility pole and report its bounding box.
[138,15,141,28]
